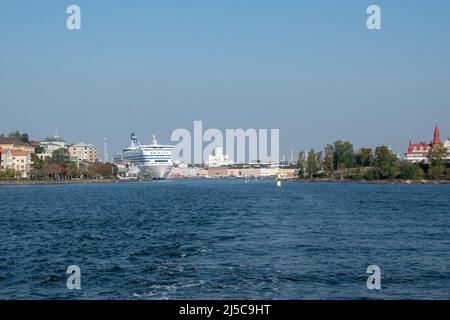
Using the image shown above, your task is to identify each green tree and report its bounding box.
[398,162,425,180]
[428,143,447,167]
[446,168,450,180]
[306,149,318,178]
[323,144,334,178]
[364,168,375,180]
[356,148,373,167]
[333,140,355,170]
[374,146,397,167]
[31,153,44,170]
[34,146,45,154]
[8,130,30,143]
[0,169,19,178]
[316,151,323,175]
[373,146,399,179]
[353,168,364,180]
[87,162,117,179]
[297,151,306,179]
[66,161,79,179]
[428,165,445,180]
[426,143,447,180]
[52,148,70,166]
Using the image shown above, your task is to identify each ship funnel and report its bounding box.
[130,133,141,147]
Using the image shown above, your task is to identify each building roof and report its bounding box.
[43,135,65,143]
[41,142,64,147]
[408,142,431,153]
[434,125,441,145]
[72,143,95,148]
[0,136,30,147]
[11,150,30,157]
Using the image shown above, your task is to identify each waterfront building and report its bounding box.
[206,147,233,168]
[69,143,99,163]
[0,136,34,153]
[405,125,450,163]
[40,135,66,152]
[444,138,450,151]
[168,167,208,179]
[36,134,66,160]
[38,135,66,159]
[206,167,295,178]
[0,149,32,177]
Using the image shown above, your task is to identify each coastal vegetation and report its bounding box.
[1,130,117,180]
[30,150,117,180]
[0,130,30,144]
[2,130,450,182]
[297,141,450,181]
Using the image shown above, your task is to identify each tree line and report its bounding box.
[1,131,117,180]
[297,140,450,181]
[31,149,117,180]
[0,130,30,143]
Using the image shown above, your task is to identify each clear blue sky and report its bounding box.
[1,0,449,159]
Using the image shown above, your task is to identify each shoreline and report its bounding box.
[1,177,450,186]
[292,178,450,184]
[0,179,118,186]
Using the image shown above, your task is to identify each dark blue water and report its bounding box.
[1,179,450,299]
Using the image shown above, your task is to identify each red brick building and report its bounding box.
[405,125,448,163]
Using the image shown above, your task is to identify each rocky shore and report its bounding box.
[293,178,450,184]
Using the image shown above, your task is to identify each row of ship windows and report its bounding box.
[137,160,169,163]
[126,156,172,159]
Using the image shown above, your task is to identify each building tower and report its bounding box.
[433,123,441,145]
[103,138,109,163]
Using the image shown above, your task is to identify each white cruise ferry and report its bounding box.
[114,133,174,179]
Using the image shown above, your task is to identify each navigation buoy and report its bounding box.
[276,174,282,188]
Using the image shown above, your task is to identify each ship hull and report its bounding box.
[139,164,173,180]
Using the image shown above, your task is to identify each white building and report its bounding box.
[0,149,33,178]
[206,147,233,168]
[444,138,450,152]
[38,135,66,159]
